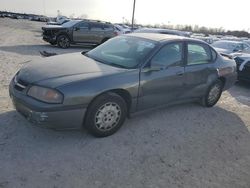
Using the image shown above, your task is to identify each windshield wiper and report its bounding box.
[107,63,128,69]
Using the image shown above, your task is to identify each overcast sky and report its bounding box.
[1,0,250,31]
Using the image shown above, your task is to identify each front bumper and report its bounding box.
[42,34,57,43]
[9,79,86,130]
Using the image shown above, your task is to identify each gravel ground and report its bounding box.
[0,18,250,188]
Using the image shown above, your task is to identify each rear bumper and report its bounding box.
[9,80,86,130]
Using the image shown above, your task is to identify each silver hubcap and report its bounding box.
[208,84,221,104]
[95,102,121,131]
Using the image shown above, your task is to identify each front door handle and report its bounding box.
[176,71,184,76]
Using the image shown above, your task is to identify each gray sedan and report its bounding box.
[9,33,237,137]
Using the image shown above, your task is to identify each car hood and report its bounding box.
[17,52,125,88]
[233,53,250,60]
[214,47,231,54]
[42,25,65,29]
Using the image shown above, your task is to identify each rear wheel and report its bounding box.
[57,35,70,48]
[201,79,223,107]
[84,93,127,137]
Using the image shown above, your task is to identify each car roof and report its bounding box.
[135,28,190,37]
[126,33,203,43]
[127,33,184,41]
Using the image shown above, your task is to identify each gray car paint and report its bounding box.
[9,33,237,129]
[42,20,115,45]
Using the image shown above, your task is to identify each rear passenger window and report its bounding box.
[187,43,212,65]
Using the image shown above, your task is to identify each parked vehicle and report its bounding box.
[47,16,70,25]
[191,35,214,44]
[114,24,131,35]
[42,20,117,48]
[135,28,190,37]
[116,24,132,31]
[234,54,250,82]
[29,16,40,21]
[212,40,250,54]
[9,14,18,19]
[9,33,237,137]
[39,16,48,22]
[243,39,250,46]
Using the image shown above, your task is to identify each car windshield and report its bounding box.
[212,41,238,50]
[62,20,81,27]
[85,36,157,69]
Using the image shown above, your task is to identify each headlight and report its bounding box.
[27,86,63,104]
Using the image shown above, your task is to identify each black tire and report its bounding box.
[201,79,223,107]
[49,41,56,45]
[84,92,127,137]
[57,35,70,49]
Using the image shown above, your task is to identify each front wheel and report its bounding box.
[201,79,223,107]
[84,93,127,137]
[57,35,70,48]
[49,41,56,45]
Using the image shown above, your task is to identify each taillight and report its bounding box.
[114,31,119,36]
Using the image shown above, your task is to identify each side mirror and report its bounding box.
[74,27,80,31]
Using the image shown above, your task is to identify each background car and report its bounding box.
[114,24,131,35]
[42,19,117,48]
[47,16,70,25]
[234,53,250,82]
[212,40,250,54]
[9,33,237,137]
[191,34,214,44]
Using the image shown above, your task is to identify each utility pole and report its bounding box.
[43,0,46,15]
[131,0,136,31]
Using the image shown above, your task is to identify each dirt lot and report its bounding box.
[0,18,250,188]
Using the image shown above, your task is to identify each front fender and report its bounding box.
[57,70,140,111]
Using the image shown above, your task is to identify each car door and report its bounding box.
[138,42,185,110]
[72,21,91,43]
[183,42,217,99]
[89,22,105,44]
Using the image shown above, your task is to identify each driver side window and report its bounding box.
[151,43,183,67]
[77,22,89,29]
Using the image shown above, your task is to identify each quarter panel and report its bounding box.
[183,64,218,98]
